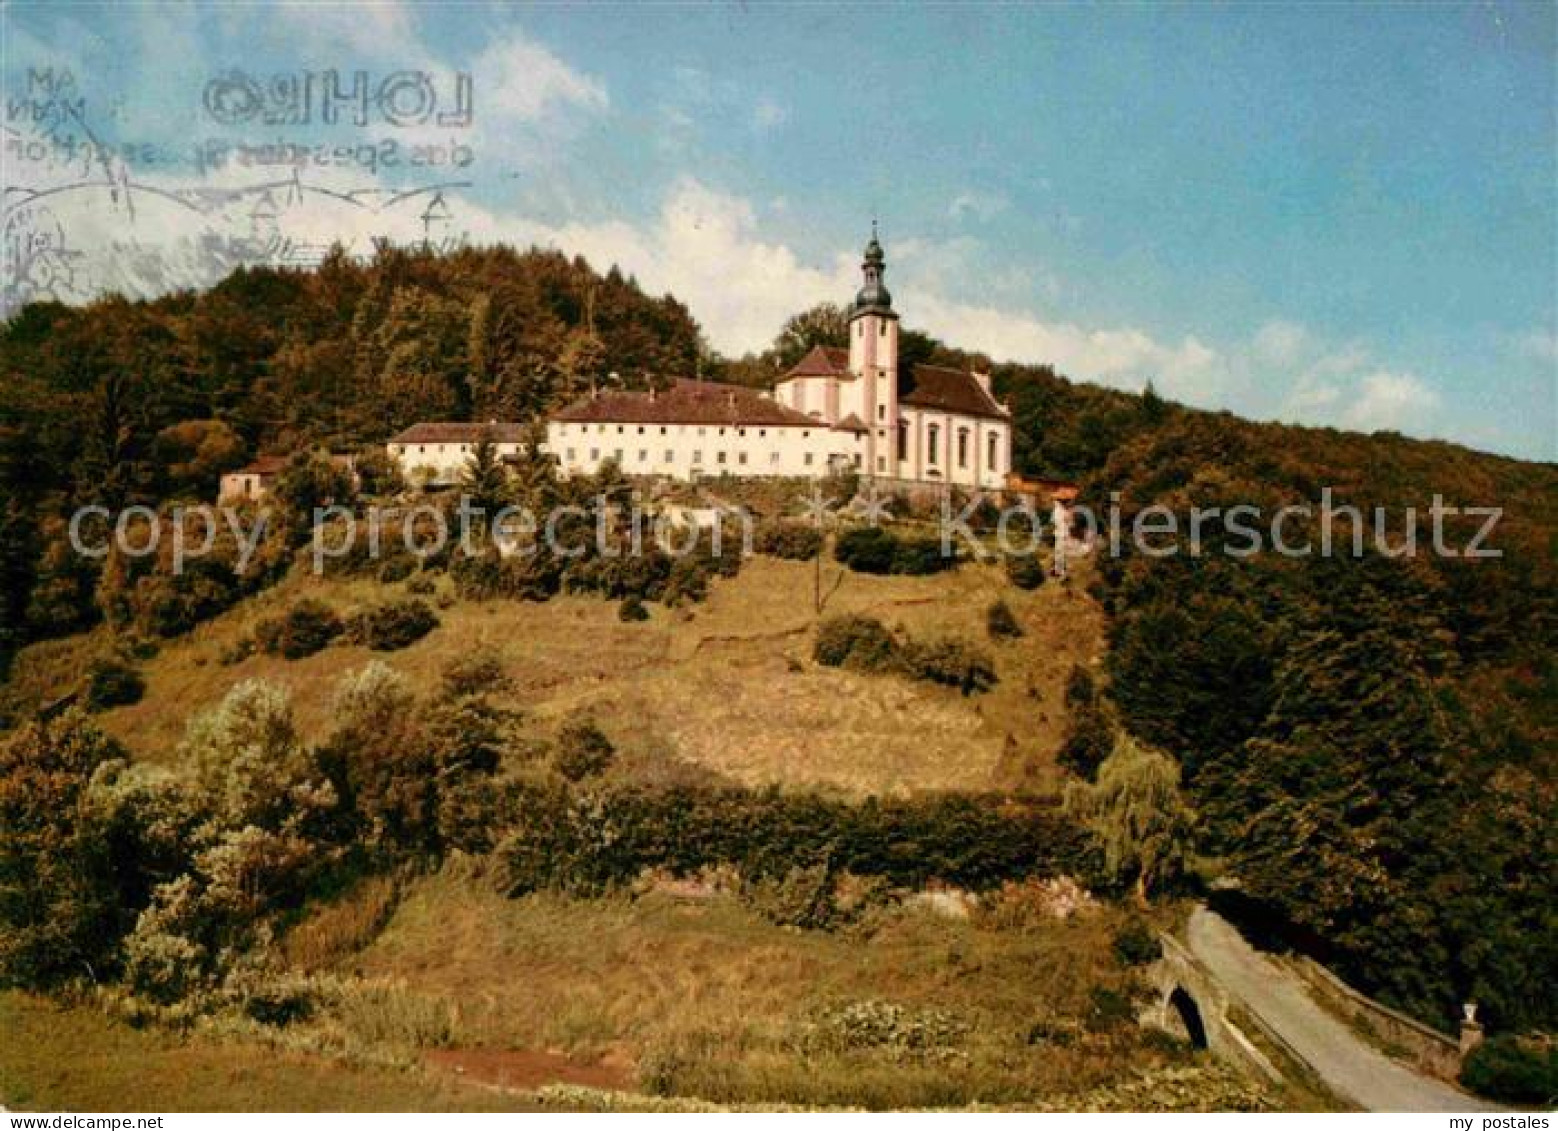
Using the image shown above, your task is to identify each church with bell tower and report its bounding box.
[470,227,1013,489]
[772,226,1012,489]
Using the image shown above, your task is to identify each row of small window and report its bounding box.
[398,443,513,456]
[558,424,801,439]
[565,449,817,468]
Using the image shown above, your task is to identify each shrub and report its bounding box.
[0,711,138,987]
[1004,553,1047,590]
[755,521,823,561]
[742,861,839,930]
[619,595,649,622]
[86,654,145,708]
[378,557,416,584]
[555,713,615,781]
[1065,663,1096,708]
[253,599,343,660]
[889,535,954,576]
[440,650,511,699]
[1459,1035,1557,1105]
[814,615,900,673]
[903,638,997,696]
[834,526,956,576]
[346,599,439,652]
[1058,701,1115,780]
[1112,919,1162,966]
[987,599,1022,639]
[1085,985,1137,1032]
[833,527,897,575]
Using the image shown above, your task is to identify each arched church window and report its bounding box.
[927,424,940,464]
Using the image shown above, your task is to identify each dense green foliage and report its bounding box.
[496,784,1098,898]
[1088,414,1558,1031]
[0,246,702,676]
[1458,1035,1557,1105]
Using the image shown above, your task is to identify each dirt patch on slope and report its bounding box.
[426,1046,634,1092]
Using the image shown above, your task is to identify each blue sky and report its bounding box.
[4,1,1554,459]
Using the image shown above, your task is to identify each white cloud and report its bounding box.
[1252,319,1309,367]
[1340,371,1443,432]
[270,1,418,58]
[474,31,609,123]
[513,178,853,354]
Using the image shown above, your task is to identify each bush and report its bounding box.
[253,599,343,660]
[378,557,416,584]
[1112,919,1162,966]
[889,535,954,576]
[755,521,823,561]
[86,654,145,708]
[833,527,897,574]
[345,600,439,652]
[1085,986,1137,1032]
[1058,701,1115,780]
[903,638,997,696]
[440,650,511,699]
[555,713,615,781]
[742,861,839,930]
[1459,1035,1557,1105]
[1004,553,1047,590]
[814,615,900,673]
[834,526,956,576]
[619,595,649,622]
[987,599,1023,639]
[1065,663,1096,708]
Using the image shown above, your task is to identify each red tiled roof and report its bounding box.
[783,344,852,379]
[552,379,819,427]
[390,422,531,444]
[900,365,1008,420]
[833,413,869,433]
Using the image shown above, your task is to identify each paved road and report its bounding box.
[1187,907,1502,1112]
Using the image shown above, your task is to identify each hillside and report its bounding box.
[0,245,1554,1107]
[8,554,1104,797]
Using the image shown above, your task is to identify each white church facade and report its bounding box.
[390,231,1013,490]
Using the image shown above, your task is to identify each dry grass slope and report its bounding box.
[16,554,1104,796]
